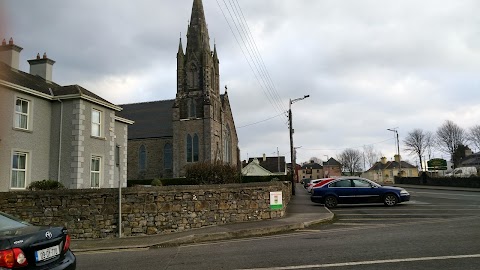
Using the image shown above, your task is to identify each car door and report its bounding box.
[329,179,356,204]
[352,179,382,203]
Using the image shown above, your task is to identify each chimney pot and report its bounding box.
[36,53,40,59]
[1,39,5,46]
[43,52,47,59]
[8,37,13,45]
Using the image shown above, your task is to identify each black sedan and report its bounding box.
[311,177,410,208]
[0,212,76,269]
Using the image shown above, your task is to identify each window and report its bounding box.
[91,109,102,137]
[139,145,146,171]
[224,126,232,163]
[91,156,101,188]
[164,143,173,170]
[186,134,199,162]
[353,179,371,188]
[330,180,352,188]
[11,152,27,189]
[14,98,29,130]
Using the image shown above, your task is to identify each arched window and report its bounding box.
[193,134,199,162]
[187,134,193,163]
[186,134,200,163]
[164,143,173,170]
[139,145,146,171]
[224,126,232,163]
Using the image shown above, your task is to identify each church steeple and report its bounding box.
[186,0,211,54]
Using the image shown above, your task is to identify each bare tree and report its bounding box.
[468,125,480,152]
[338,148,363,176]
[363,145,381,170]
[436,120,467,166]
[403,129,433,171]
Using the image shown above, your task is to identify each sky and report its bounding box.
[3,0,480,168]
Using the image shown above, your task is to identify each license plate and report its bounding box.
[35,245,60,262]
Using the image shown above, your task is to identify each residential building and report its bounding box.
[323,157,343,177]
[242,155,286,176]
[120,0,239,179]
[362,155,418,184]
[0,39,133,191]
[298,160,323,180]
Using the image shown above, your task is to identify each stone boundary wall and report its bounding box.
[0,181,291,239]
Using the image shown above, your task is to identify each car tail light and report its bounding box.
[0,248,28,268]
[63,234,71,252]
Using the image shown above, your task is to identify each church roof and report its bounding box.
[119,99,174,139]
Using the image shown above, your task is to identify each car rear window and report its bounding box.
[0,213,29,231]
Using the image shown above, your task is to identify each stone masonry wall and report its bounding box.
[0,181,291,239]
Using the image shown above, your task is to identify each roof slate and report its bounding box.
[248,157,286,173]
[119,100,174,139]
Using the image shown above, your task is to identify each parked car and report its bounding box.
[445,167,477,177]
[0,211,76,269]
[311,177,410,208]
[306,178,335,193]
[301,178,312,189]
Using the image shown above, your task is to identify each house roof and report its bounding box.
[248,156,286,173]
[367,160,417,171]
[301,162,323,169]
[119,99,175,139]
[324,158,342,166]
[460,153,480,167]
[0,62,118,108]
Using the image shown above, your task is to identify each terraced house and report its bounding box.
[0,38,133,192]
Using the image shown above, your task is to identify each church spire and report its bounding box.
[186,0,211,54]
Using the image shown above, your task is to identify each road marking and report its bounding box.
[412,191,480,197]
[236,254,480,270]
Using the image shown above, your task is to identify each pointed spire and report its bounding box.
[177,37,184,55]
[186,0,211,53]
[213,42,218,62]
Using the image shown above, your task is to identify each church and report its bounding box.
[120,0,240,179]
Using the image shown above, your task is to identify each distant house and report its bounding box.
[298,160,323,180]
[323,158,343,177]
[0,39,133,191]
[362,155,418,184]
[242,155,286,176]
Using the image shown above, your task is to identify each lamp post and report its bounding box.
[289,95,310,195]
[387,128,401,177]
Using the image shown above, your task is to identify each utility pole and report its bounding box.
[289,95,310,195]
[387,128,401,177]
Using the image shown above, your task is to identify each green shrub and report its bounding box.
[151,178,163,186]
[185,162,240,185]
[28,180,65,191]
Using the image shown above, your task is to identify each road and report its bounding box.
[76,187,480,269]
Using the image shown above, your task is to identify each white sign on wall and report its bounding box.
[270,191,283,210]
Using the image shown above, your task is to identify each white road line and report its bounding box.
[236,254,480,270]
[412,191,480,197]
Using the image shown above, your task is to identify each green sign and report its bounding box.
[427,158,447,170]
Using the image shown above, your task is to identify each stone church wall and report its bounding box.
[127,138,173,180]
[0,181,291,239]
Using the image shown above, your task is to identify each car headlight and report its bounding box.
[400,189,409,195]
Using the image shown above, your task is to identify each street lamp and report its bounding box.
[387,128,401,177]
[289,95,310,195]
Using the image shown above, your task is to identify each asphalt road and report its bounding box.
[76,187,480,270]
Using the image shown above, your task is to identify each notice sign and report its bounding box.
[270,191,283,210]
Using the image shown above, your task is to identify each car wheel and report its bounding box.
[324,196,338,208]
[383,193,398,206]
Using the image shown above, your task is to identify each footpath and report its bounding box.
[71,184,333,252]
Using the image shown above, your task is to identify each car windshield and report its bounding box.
[0,212,30,231]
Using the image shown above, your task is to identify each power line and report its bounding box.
[237,111,286,128]
[301,138,396,151]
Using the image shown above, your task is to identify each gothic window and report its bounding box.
[187,64,198,89]
[164,143,173,170]
[186,134,200,163]
[139,145,146,171]
[224,125,232,163]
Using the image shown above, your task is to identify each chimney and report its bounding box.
[0,38,23,70]
[263,153,266,162]
[27,52,55,81]
[394,155,401,163]
[380,157,387,164]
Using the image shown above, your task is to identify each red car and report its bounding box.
[307,178,335,193]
